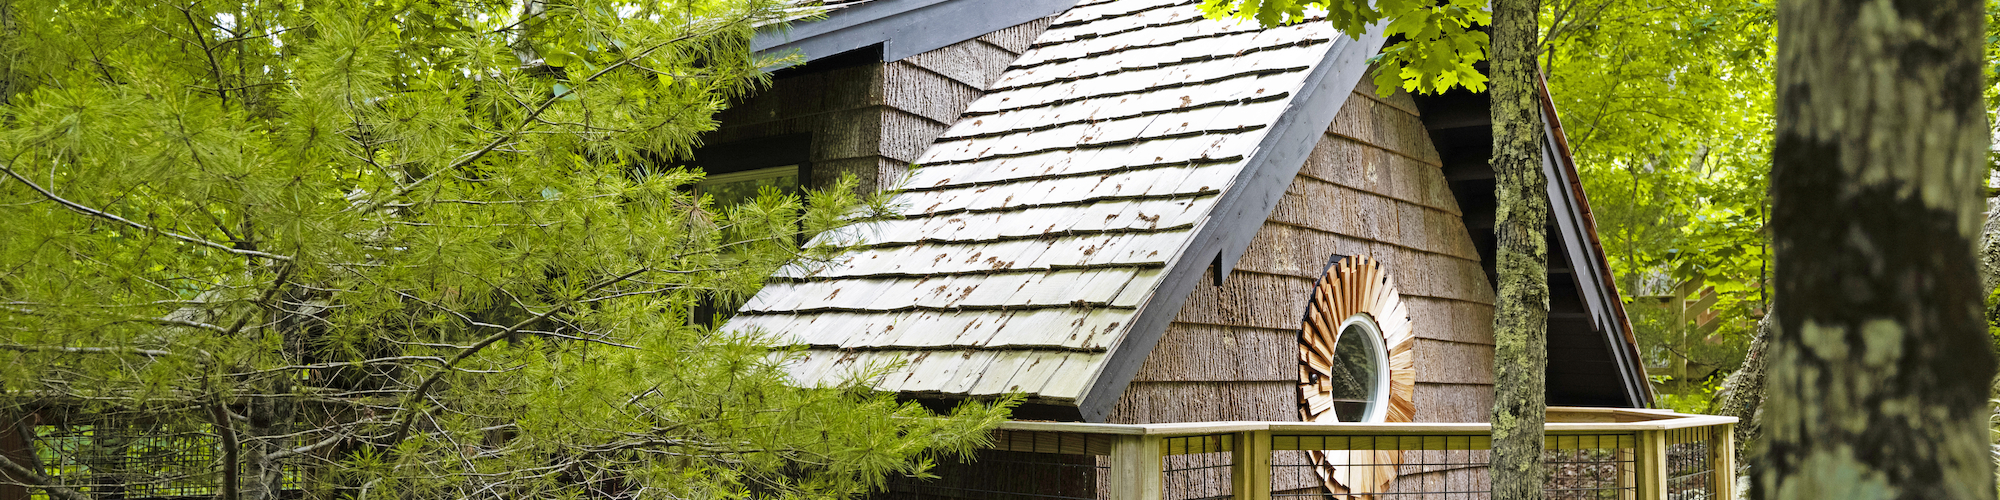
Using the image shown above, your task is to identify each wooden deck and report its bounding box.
[902,407,1736,500]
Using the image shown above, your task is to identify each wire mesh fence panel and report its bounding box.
[1663,427,1716,500]
[1160,435,1233,500]
[1542,434,1638,500]
[1266,433,1641,500]
[1270,434,1492,500]
[32,422,218,499]
[28,417,311,500]
[876,430,1112,500]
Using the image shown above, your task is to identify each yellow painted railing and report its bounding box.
[925,407,1737,500]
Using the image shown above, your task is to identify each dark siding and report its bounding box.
[704,18,1050,193]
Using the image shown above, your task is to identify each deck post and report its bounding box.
[1230,430,1272,500]
[1710,423,1736,500]
[1636,429,1668,500]
[1108,434,1162,500]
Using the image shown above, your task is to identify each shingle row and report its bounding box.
[724,0,1344,403]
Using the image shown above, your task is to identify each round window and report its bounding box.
[1296,254,1419,496]
[1324,315,1391,422]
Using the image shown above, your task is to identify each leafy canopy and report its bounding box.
[1199,0,1490,94]
[0,0,1008,498]
[1540,0,1775,406]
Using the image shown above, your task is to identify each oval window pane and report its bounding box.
[1327,322,1383,422]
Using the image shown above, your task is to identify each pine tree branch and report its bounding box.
[207,403,242,500]
[175,6,232,108]
[0,163,292,262]
[0,344,180,358]
[0,304,233,335]
[262,432,345,463]
[381,266,652,449]
[0,453,88,500]
[220,262,293,337]
[352,12,762,215]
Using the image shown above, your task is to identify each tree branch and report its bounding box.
[176,6,232,108]
[0,344,179,358]
[350,13,760,215]
[0,163,292,261]
[207,404,241,500]
[381,266,652,448]
[262,432,344,463]
[220,262,294,337]
[0,453,87,500]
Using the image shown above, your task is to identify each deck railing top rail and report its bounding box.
[913,406,1741,500]
[995,407,1737,438]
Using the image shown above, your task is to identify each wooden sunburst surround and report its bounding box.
[1298,254,1417,497]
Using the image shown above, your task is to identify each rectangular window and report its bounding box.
[694,164,800,208]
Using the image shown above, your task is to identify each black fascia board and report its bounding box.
[1072,28,1390,423]
[1539,111,1651,409]
[753,0,1078,64]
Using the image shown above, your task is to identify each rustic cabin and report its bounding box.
[714,0,1735,499]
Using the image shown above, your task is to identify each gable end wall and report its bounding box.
[1108,80,1497,428]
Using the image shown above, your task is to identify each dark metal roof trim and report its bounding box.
[1538,81,1655,408]
[1074,27,1390,423]
[752,0,1078,63]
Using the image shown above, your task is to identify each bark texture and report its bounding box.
[1980,199,2000,295]
[1487,0,1548,495]
[1759,0,1995,498]
[1713,313,1771,461]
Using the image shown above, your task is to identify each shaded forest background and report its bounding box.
[1548,0,2000,411]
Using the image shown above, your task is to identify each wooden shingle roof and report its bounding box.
[723,0,1388,418]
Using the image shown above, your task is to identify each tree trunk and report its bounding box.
[1758,0,1994,497]
[1488,0,1548,495]
[1979,199,2000,295]
[1713,313,1771,461]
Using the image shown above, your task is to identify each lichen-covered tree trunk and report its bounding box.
[1488,0,1548,495]
[1758,0,1995,497]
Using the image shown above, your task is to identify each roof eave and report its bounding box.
[752,0,1077,64]
[1537,78,1655,408]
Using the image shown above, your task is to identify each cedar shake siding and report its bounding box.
[1106,80,1495,494]
[1109,80,1495,426]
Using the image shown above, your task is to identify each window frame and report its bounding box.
[1333,313,1393,423]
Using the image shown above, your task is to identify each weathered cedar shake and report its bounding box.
[1109,80,1496,427]
[703,18,1050,192]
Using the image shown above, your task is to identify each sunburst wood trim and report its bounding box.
[1297,254,1418,497]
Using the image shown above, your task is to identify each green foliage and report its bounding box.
[1540,0,1776,406]
[1198,0,1490,95]
[1987,0,2000,175]
[0,0,1009,498]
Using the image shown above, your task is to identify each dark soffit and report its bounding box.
[1409,84,1654,409]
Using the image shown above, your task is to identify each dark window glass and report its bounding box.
[1328,321,1384,422]
[695,165,800,208]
